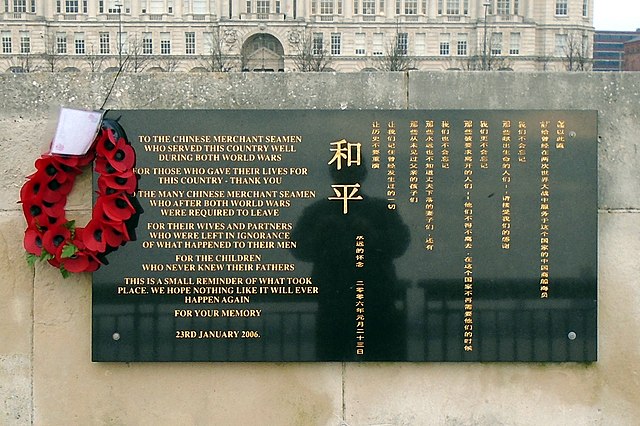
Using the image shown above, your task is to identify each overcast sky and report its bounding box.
[593,0,640,31]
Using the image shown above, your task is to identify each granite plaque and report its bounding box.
[92,110,597,362]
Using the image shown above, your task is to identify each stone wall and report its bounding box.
[1,72,639,425]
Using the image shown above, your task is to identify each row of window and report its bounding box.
[2,0,590,17]
[218,0,588,18]
[2,30,591,58]
[3,0,35,12]
[1,0,182,14]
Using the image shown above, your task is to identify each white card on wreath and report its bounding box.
[50,108,104,156]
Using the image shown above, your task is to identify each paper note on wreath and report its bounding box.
[50,108,104,156]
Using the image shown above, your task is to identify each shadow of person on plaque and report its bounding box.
[291,160,410,361]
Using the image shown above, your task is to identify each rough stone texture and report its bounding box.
[0,72,639,425]
[0,213,33,426]
[408,72,640,210]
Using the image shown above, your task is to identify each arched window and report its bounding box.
[241,33,284,72]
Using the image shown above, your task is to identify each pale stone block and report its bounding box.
[0,213,34,426]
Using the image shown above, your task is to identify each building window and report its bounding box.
[83,0,87,12]
[56,32,67,54]
[1,32,11,54]
[406,0,417,14]
[514,0,519,15]
[185,32,195,54]
[99,32,110,54]
[439,33,450,55]
[446,0,458,14]
[457,34,467,56]
[320,0,333,14]
[509,32,520,55]
[120,32,128,53]
[104,0,124,13]
[497,0,509,15]
[13,0,25,12]
[331,33,341,55]
[19,31,30,53]
[65,0,78,13]
[256,0,269,16]
[439,0,468,15]
[312,32,323,55]
[149,0,163,13]
[491,32,502,55]
[31,0,36,12]
[415,33,426,55]
[555,33,567,56]
[355,32,365,55]
[74,33,85,54]
[192,0,206,13]
[160,32,171,54]
[143,33,152,54]
[397,32,408,55]
[373,32,383,55]
[362,0,374,14]
[582,0,588,17]
[555,0,567,16]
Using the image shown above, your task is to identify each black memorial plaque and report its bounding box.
[92,110,597,362]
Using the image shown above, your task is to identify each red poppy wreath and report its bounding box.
[20,119,142,277]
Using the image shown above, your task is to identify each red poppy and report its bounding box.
[82,220,107,252]
[62,252,101,273]
[40,176,75,204]
[103,139,135,172]
[19,173,46,202]
[35,156,71,184]
[104,221,130,245]
[95,128,117,157]
[24,227,43,255]
[95,156,118,176]
[41,199,66,220]
[95,193,136,222]
[98,169,137,194]
[42,224,71,257]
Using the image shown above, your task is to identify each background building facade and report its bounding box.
[592,30,640,72]
[624,37,640,71]
[0,0,594,72]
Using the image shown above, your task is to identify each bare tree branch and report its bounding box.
[378,32,415,71]
[201,26,237,72]
[291,30,332,72]
[563,32,591,71]
[41,31,62,72]
[123,34,150,73]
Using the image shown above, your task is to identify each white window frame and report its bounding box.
[185,31,196,54]
[74,33,85,54]
[555,0,568,16]
[1,31,12,54]
[56,32,67,54]
[160,32,171,54]
[99,32,110,54]
[330,32,341,55]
